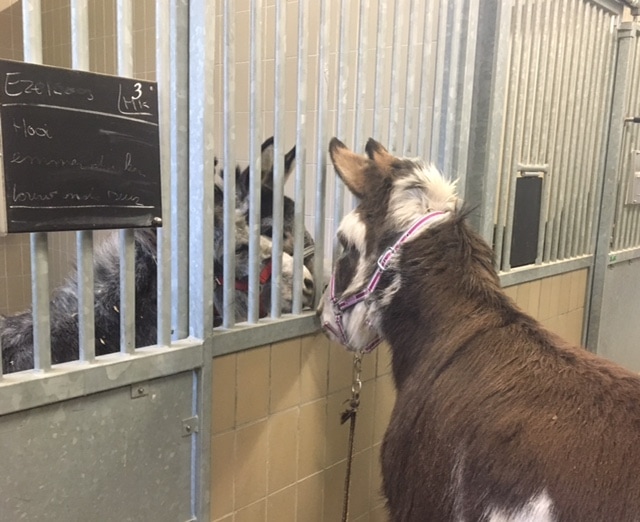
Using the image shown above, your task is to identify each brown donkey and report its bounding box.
[319,137,640,521]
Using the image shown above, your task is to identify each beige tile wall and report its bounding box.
[211,331,395,522]
[502,268,588,346]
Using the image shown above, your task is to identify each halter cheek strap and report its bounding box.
[323,211,446,353]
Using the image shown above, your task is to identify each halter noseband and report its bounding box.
[324,211,445,353]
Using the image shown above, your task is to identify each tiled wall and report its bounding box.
[211,331,395,522]
[502,268,588,347]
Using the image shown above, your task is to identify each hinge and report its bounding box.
[182,416,199,437]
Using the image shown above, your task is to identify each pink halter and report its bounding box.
[323,211,445,353]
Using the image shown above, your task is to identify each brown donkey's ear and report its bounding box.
[365,138,393,167]
[329,138,370,198]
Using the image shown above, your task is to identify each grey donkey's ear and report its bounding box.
[260,137,296,188]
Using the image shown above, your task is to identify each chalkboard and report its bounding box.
[0,59,162,234]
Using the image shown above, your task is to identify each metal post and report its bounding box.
[587,23,638,352]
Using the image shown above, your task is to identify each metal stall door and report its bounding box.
[1,372,197,522]
[588,21,640,370]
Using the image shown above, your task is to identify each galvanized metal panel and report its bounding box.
[0,371,194,522]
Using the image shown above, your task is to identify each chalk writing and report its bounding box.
[12,185,58,203]
[4,71,94,101]
[107,191,142,206]
[12,117,53,139]
[117,83,152,116]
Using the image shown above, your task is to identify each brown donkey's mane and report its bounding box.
[321,138,640,521]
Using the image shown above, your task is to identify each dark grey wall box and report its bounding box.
[0,59,162,234]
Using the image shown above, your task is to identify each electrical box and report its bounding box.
[628,151,640,205]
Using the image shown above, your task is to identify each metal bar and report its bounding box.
[71,0,96,363]
[587,13,619,254]
[559,0,587,260]
[454,0,480,200]
[247,0,263,323]
[292,0,309,315]
[495,1,524,271]
[170,0,191,339]
[541,0,566,261]
[473,0,511,244]
[270,0,287,319]
[222,0,236,328]
[430,0,448,164]
[503,0,536,272]
[0,340,204,417]
[354,0,370,152]
[332,0,351,264]
[188,0,215,342]
[388,0,405,152]
[372,0,388,140]
[545,0,572,262]
[580,7,608,256]
[499,255,592,288]
[443,0,463,175]
[117,0,136,354]
[586,23,637,351]
[31,233,51,371]
[572,5,598,257]
[531,0,552,166]
[416,0,435,158]
[156,0,172,346]
[22,0,51,371]
[313,0,329,307]
[402,0,418,156]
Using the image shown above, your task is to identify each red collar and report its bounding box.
[215,260,273,318]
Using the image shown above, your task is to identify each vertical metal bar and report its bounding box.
[454,0,479,200]
[544,0,571,262]
[472,0,512,244]
[313,0,330,307]
[558,2,586,259]
[23,0,51,371]
[247,0,263,323]
[270,0,286,318]
[495,1,523,271]
[402,0,418,156]
[71,0,96,362]
[354,0,370,152]
[442,0,463,175]
[116,0,136,354]
[531,0,552,165]
[388,0,405,152]
[587,23,636,351]
[332,0,350,264]
[502,0,535,272]
[156,0,172,346]
[188,0,215,344]
[570,5,596,257]
[222,0,236,328]
[588,13,618,254]
[417,0,436,158]
[540,0,566,261]
[430,0,448,165]
[372,0,387,140]
[292,0,308,315]
[170,0,190,339]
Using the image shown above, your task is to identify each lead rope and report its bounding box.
[340,352,363,522]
